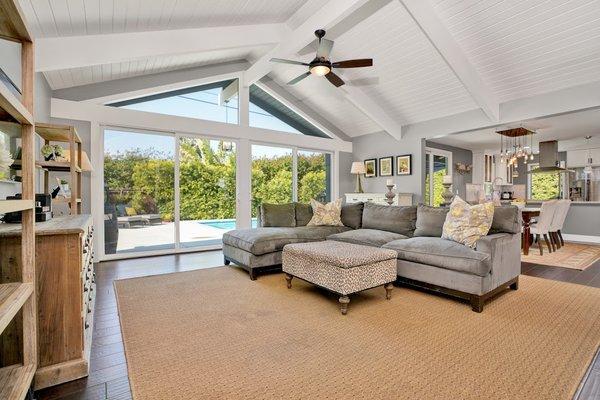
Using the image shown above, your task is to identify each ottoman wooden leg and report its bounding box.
[385,283,394,300]
[339,295,350,315]
[285,273,293,289]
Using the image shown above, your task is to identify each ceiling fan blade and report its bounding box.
[287,72,311,85]
[270,58,309,66]
[332,59,373,68]
[325,71,345,87]
[316,38,334,59]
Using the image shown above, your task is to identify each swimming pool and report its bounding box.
[199,219,257,230]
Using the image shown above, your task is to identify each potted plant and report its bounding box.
[41,144,64,161]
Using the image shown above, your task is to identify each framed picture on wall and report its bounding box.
[396,154,412,175]
[379,156,393,176]
[364,159,377,177]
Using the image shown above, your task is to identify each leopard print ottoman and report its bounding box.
[282,241,397,315]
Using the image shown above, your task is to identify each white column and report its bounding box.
[89,121,104,261]
[236,138,252,229]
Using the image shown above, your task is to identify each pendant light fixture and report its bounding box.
[496,127,535,167]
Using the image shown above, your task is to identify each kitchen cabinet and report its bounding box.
[567,148,600,168]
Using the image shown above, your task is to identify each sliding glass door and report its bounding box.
[251,145,293,220]
[104,129,175,255]
[179,137,236,248]
[103,128,237,257]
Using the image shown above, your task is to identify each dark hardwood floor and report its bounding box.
[35,249,600,400]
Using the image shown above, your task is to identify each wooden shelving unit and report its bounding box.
[36,123,83,215]
[0,0,38,398]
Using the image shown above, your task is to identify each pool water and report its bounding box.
[200,219,257,230]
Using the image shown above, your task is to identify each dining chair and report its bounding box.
[549,199,571,249]
[530,200,558,255]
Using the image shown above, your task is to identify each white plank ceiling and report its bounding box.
[433,0,600,103]
[15,0,600,138]
[19,0,306,37]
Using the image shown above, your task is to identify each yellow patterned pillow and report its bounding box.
[442,196,494,248]
[307,199,344,226]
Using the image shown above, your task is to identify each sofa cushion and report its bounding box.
[294,202,313,226]
[383,237,491,277]
[222,226,351,256]
[489,205,521,234]
[341,202,364,229]
[361,203,417,236]
[413,205,448,237]
[327,228,408,247]
[260,203,296,227]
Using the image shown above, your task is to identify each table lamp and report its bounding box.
[351,162,365,193]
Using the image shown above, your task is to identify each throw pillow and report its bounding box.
[125,207,137,216]
[307,199,344,226]
[341,202,364,229]
[294,202,313,226]
[442,196,494,247]
[414,205,449,237]
[261,203,296,227]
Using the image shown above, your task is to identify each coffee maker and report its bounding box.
[2,193,53,223]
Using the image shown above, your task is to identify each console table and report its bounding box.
[345,192,413,206]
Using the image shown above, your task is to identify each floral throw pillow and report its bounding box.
[442,196,494,248]
[307,199,344,227]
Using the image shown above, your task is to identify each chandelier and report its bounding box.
[496,127,535,166]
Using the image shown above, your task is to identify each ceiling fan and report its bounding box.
[269,29,373,88]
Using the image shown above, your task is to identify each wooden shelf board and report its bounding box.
[0,0,33,42]
[11,160,82,173]
[0,282,33,334]
[35,122,81,143]
[0,199,33,214]
[0,80,33,125]
[52,197,82,204]
[0,364,36,400]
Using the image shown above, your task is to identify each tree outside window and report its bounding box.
[528,163,560,200]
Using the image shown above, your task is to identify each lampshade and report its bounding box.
[351,162,365,174]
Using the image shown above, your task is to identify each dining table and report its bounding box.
[521,207,541,255]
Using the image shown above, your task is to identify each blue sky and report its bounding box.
[105,86,306,158]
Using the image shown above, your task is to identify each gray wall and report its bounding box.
[348,131,425,203]
[338,151,354,196]
[426,140,473,200]
[562,204,600,237]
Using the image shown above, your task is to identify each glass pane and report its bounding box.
[431,155,448,207]
[179,137,236,248]
[103,129,175,255]
[530,164,560,200]
[251,145,293,218]
[113,80,239,124]
[297,150,331,203]
[249,84,329,138]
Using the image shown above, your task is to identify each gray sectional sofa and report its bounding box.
[223,202,522,312]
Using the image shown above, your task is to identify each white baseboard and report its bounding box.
[561,234,600,244]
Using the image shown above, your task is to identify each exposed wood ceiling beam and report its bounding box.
[36,24,288,72]
[399,0,500,122]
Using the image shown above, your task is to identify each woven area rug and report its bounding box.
[522,242,600,270]
[114,267,600,399]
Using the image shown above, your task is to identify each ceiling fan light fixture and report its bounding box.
[310,65,331,76]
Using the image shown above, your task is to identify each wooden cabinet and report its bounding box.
[345,192,413,206]
[0,215,95,390]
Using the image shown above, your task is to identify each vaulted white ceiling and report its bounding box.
[17,0,600,140]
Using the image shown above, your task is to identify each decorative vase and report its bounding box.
[385,184,396,205]
[441,183,454,206]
